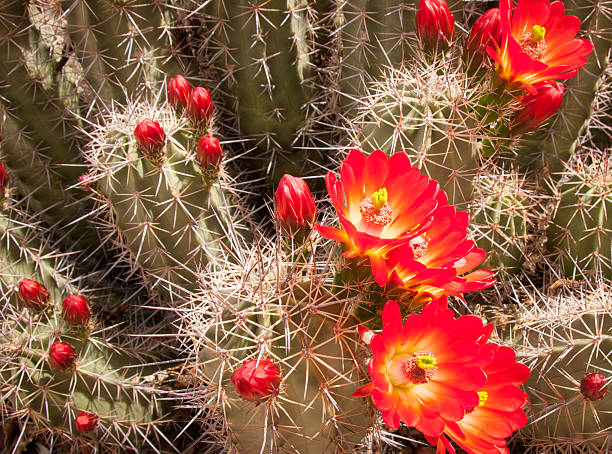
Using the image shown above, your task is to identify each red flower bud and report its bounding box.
[512,81,564,134]
[416,0,454,52]
[230,358,282,403]
[188,87,213,124]
[167,75,191,109]
[18,279,50,310]
[464,8,502,69]
[0,162,8,195]
[134,119,166,163]
[274,174,316,235]
[580,372,608,401]
[78,174,94,190]
[75,411,99,432]
[62,294,92,327]
[49,341,77,371]
[196,135,224,174]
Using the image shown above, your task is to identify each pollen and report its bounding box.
[519,26,547,60]
[360,189,393,227]
[477,391,488,407]
[402,351,438,384]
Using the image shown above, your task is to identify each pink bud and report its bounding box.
[274,174,316,235]
[75,411,99,432]
[196,135,223,172]
[134,119,166,162]
[231,358,282,403]
[580,373,607,401]
[0,162,7,195]
[78,174,94,190]
[513,81,564,134]
[188,87,213,124]
[167,75,191,109]
[49,341,77,371]
[62,294,92,327]
[416,0,454,52]
[18,279,50,310]
[464,9,502,68]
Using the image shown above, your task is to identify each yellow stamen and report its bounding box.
[477,391,489,407]
[416,355,437,370]
[531,25,546,43]
[371,188,388,211]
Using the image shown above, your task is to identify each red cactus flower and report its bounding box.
[354,299,493,437]
[487,0,593,93]
[188,87,213,124]
[464,8,503,68]
[231,358,282,403]
[196,134,223,171]
[49,341,77,371]
[416,0,455,51]
[167,75,191,109]
[384,193,496,298]
[0,162,8,195]
[75,411,99,432]
[512,80,564,134]
[316,149,441,285]
[62,294,92,327]
[430,343,530,454]
[275,174,317,235]
[18,279,50,310]
[580,373,607,401]
[134,119,166,161]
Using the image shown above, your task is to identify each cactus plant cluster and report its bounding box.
[0,0,611,453]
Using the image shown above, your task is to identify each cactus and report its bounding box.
[546,151,612,279]
[0,199,174,452]
[502,277,611,453]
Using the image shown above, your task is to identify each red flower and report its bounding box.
[167,75,191,109]
[430,344,530,454]
[487,0,593,93]
[188,87,213,124]
[48,341,77,371]
[316,149,441,285]
[416,0,455,51]
[0,162,8,195]
[275,174,317,235]
[62,294,92,327]
[231,358,282,403]
[384,193,496,298]
[18,279,50,310]
[580,373,607,401]
[353,299,493,437]
[75,411,99,432]
[134,119,166,162]
[464,8,503,68]
[512,80,564,134]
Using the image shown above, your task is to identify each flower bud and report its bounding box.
[512,81,564,134]
[196,135,223,180]
[416,0,454,52]
[134,119,166,163]
[78,174,94,190]
[167,75,191,109]
[188,87,213,124]
[62,294,92,327]
[580,372,608,401]
[274,174,316,236]
[231,358,282,403]
[464,8,502,69]
[49,341,77,371]
[0,162,8,196]
[75,411,99,432]
[18,279,50,310]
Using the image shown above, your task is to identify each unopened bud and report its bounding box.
[62,294,92,327]
[274,174,316,237]
[75,411,99,432]
[231,358,282,403]
[580,372,607,401]
[167,75,191,109]
[18,279,50,310]
[416,0,454,52]
[49,341,77,371]
[188,87,213,124]
[134,119,166,163]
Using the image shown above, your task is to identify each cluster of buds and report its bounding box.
[167,75,214,125]
[274,174,316,240]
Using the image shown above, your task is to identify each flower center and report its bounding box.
[402,351,438,384]
[467,390,489,413]
[359,188,393,227]
[519,25,547,60]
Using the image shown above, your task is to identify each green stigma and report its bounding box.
[531,25,546,42]
[371,188,388,211]
[477,391,489,407]
[416,355,437,370]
